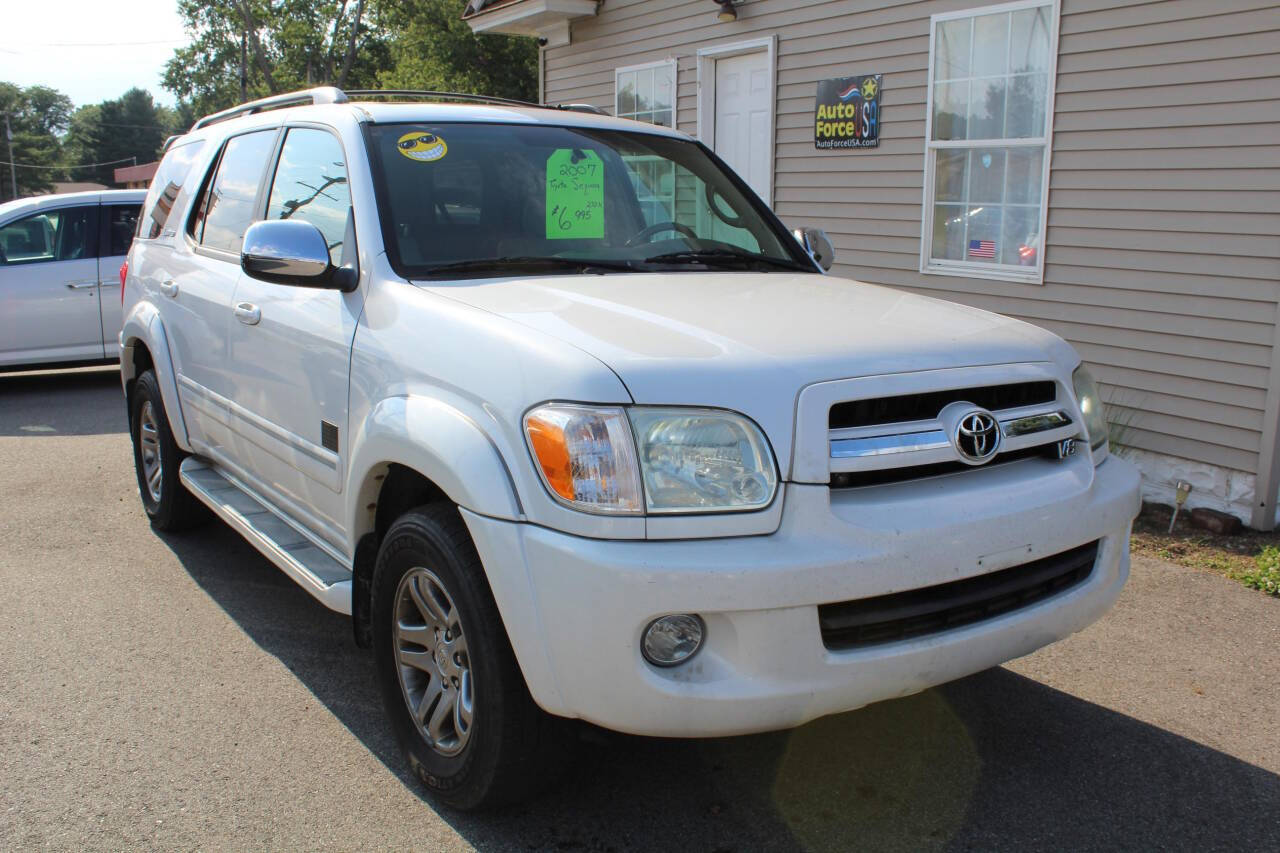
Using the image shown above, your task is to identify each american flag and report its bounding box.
[968,239,996,259]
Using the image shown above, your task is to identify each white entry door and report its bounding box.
[713,50,772,205]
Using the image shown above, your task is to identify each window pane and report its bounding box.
[1005,147,1044,204]
[1010,7,1051,74]
[968,148,1006,204]
[618,71,636,115]
[0,211,58,264]
[932,81,969,140]
[935,149,967,202]
[935,18,971,80]
[1000,204,1041,266]
[654,63,674,112]
[969,77,1006,139]
[266,128,351,266]
[965,205,1002,262]
[143,140,205,240]
[201,130,277,254]
[653,109,673,128]
[931,204,966,261]
[637,67,654,113]
[1005,73,1048,138]
[972,13,1010,78]
[106,205,140,257]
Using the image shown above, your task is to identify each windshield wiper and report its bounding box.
[642,249,812,272]
[419,256,638,278]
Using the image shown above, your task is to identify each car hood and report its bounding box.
[418,272,1078,477]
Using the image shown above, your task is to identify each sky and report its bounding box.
[0,0,187,108]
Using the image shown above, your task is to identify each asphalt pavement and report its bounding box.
[1,366,1277,851]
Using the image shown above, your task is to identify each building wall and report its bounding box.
[544,0,1280,521]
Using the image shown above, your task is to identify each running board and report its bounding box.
[179,458,353,614]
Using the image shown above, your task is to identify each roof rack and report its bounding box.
[191,86,348,130]
[188,87,611,132]
[342,89,539,108]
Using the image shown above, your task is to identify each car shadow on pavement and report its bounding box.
[161,521,1280,852]
[0,366,126,437]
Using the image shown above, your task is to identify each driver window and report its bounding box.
[266,127,351,266]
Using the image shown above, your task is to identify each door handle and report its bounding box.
[159,280,179,297]
[64,280,98,290]
[234,302,261,325]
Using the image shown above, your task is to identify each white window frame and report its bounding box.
[695,36,777,208]
[614,58,678,126]
[919,0,1060,285]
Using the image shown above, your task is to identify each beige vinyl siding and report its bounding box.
[545,0,1280,479]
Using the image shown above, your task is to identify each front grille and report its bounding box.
[829,442,1061,489]
[818,541,1099,650]
[829,381,1056,430]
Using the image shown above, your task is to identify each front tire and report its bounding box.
[129,369,205,531]
[372,504,563,810]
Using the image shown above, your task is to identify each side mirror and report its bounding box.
[242,220,349,289]
[792,227,835,272]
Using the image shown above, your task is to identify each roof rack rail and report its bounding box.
[555,103,608,115]
[342,89,540,108]
[190,86,348,130]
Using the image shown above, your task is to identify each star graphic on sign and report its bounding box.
[860,77,879,99]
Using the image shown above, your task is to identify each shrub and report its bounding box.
[1241,547,1280,596]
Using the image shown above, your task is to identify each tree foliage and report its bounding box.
[62,89,182,186]
[161,0,538,116]
[0,83,74,197]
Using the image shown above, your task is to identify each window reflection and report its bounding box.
[266,128,351,265]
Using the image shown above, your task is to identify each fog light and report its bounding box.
[642,614,705,667]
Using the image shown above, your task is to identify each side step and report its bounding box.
[179,458,353,614]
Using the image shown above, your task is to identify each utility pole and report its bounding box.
[240,31,249,102]
[3,113,17,200]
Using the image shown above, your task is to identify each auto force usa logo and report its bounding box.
[952,408,1001,465]
[814,74,881,149]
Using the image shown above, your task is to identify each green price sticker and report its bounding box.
[546,148,604,239]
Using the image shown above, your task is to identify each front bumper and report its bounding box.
[464,452,1141,737]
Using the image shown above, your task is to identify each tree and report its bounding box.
[161,0,538,116]
[163,0,390,116]
[377,0,538,101]
[0,82,73,198]
[62,89,179,186]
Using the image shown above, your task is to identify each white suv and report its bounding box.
[121,88,1140,809]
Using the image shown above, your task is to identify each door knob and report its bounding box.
[234,302,261,325]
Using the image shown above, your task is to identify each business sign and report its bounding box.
[814,74,881,149]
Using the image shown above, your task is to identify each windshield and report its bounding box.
[366,122,816,278]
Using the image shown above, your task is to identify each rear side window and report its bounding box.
[265,128,351,265]
[0,206,98,265]
[105,204,140,257]
[141,140,205,240]
[191,129,277,255]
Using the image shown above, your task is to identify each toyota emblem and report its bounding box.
[953,408,1001,464]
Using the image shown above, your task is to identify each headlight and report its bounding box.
[523,404,643,514]
[1072,364,1108,459]
[629,408,777,513]
[524,404,778,514]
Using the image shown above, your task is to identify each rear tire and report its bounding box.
[371,503,565,810]
[129,369,205,531]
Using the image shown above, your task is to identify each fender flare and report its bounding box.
[346,394,523,539]
[120,303,190,451]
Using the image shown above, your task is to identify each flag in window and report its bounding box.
[968,239,996,259]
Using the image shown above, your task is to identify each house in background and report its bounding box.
[465,0,1280,528]
[114,161,159,189]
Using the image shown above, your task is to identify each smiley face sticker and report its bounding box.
[397,130,447,162]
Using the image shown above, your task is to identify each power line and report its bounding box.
[0,156,137,171]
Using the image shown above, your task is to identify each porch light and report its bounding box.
[713,1,737,23]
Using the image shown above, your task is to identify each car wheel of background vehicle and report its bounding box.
[371,503,565,810]
[129,369,205,531]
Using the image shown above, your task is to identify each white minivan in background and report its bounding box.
[0,189,144,371]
